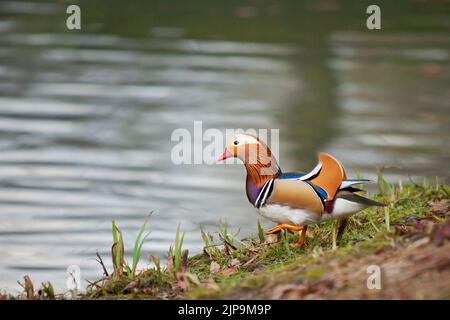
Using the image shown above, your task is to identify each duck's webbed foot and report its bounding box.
[264,224,304,235]
[290,225,308,248]
[264,224,308,248]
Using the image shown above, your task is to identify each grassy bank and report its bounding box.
[5,178,450,300]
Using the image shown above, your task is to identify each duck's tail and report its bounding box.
[337,192,386,207]
[338,179,385,207]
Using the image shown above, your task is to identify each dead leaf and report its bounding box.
[266,234,277,244]
[246,247,259,255]
[210,261,220,274]
[181,249,189,273]
[23,275,34,300]
[123,279,139,293]
[229,258,241,268]
[218,267,238,276]
[174,272,200,292]
[412,219,435,233]
[184,272,200,286]
[428,202,449,215]
[243,254,259,267]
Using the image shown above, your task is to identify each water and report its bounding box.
[0,1,449,293]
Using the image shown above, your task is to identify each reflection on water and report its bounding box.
[0,2,449,293]
[327,32,450,181]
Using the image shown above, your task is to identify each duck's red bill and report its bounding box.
[218,150,233,161]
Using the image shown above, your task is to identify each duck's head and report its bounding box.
[218,133,281,177]
[218,133,260,163]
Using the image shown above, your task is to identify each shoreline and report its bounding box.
[2,180,449,300]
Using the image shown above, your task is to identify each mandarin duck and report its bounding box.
[218,134,384,248]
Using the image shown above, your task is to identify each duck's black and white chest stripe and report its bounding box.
[253,179,274,209]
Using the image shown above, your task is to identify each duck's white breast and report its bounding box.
[258,204,320,226]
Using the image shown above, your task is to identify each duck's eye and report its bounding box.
[233,140,239,146]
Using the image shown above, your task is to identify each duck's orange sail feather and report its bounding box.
[309,153,346,201]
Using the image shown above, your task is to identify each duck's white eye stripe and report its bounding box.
[234,134,259,145]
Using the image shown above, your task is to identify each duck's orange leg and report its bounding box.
[264,224,304,235]
[291,225,308,248]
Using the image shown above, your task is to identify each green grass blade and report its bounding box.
[131,214,152,277]
[200,224,210,247]
[173,224,185,272]
[257,220,265,243]
[111,220,121,274]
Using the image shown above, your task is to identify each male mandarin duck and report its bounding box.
[218,133,384,248]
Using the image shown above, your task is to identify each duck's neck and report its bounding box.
[245,156,281,205]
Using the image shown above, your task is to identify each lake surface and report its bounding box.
[0,1,449,293]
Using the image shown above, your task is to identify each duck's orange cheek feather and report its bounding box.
[235,146,254,163]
